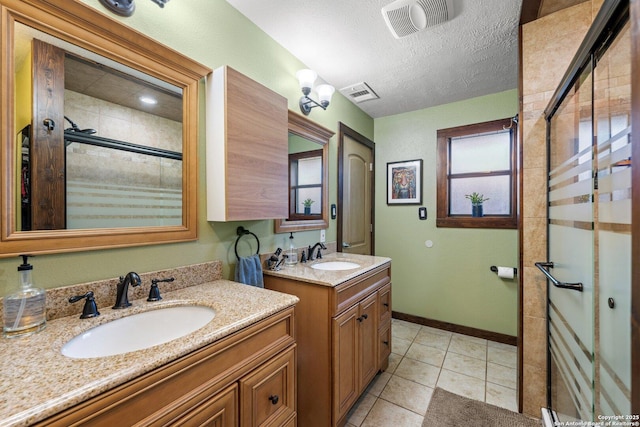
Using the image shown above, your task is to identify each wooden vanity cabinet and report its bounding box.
[36,307,296,427]
[264,264,391,427]
[206,65,289,222]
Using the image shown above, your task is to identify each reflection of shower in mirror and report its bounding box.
[64,116,96,134]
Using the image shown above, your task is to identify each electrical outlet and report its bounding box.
[320,229,326,243]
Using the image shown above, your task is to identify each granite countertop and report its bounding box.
[263,252,391,286]
[0,280,299,427]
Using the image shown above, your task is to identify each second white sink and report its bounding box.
[61,305,215,359]
[311,261,360,271]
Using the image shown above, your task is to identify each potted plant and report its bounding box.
[465,192,489,217]
[303,198,314,215]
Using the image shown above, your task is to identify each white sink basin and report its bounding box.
[61,305,215,359]
[311,261,360,271]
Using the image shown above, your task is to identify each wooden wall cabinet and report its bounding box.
[206,66,289,221]
[264,264,391,427]
[36,308,296,427]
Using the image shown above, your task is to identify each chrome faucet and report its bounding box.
[112,272,141,309]
[307,242,327,261]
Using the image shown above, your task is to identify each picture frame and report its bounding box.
[387,159,423,205]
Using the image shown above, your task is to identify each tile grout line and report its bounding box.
[350,320,518,425]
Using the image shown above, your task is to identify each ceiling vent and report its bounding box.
[339,82,379,104]
[381,0,453,39]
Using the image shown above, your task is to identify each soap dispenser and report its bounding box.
[285,232,298,266]
[3,255,46,338]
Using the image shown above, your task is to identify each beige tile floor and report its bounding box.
[346,318,518,427]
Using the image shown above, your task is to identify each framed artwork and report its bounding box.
[387,159,422,205]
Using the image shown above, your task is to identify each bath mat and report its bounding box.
[422,387,541,427]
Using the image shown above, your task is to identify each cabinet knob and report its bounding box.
[383,340,389,346]
[383,303,389,307]
[357,314,368,322]
[269,395,279,405]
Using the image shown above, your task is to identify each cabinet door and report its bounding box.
[206,66,288,221]
[171,384,238,427]
[332,304,360,423]
[240,347,296,427]
[378,283,391,326]
[358,292,378,390]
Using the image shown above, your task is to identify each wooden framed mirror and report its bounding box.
[275,110,334,233]
[0,0,211,258]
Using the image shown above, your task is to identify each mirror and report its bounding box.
[16,24,184,231]
[1,0,211,258]
[275,111,334,233]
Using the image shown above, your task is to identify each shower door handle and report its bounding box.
[534,262,583,292]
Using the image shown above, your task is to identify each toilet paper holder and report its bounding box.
[490,265,517,276]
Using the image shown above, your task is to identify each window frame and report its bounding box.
[288,149,324,221]
[436,118,517,229]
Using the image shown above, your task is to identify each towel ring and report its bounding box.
[234,226,260,260]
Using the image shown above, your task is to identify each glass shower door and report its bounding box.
[543,13,631,424]
[594,20,631,418]
[546,64,595,423]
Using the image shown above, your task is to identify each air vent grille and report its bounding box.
[419,0,449,26]
[382,0,453,39]
[387,6,416,38]
[339,82,379,104]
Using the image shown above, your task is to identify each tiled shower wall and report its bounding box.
[520,0,603,416]
[63,90,183,228]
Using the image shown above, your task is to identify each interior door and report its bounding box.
[339,124,374,255]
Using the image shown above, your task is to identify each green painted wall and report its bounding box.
[374,90,519,336]
[0,0,373,296]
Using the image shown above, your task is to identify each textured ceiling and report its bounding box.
[226,0,523,118]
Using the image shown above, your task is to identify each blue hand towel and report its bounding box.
[234,254,264,288]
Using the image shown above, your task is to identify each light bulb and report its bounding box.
[296,69,317,94]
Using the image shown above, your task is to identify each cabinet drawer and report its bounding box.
[170,383,237,427]
[378,322,391,370]
[240,347,296,427]
[333,266,390,316]
[378,283,391,325]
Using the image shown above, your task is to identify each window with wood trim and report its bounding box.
[288,149,323,220]
[436,118,517,229]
